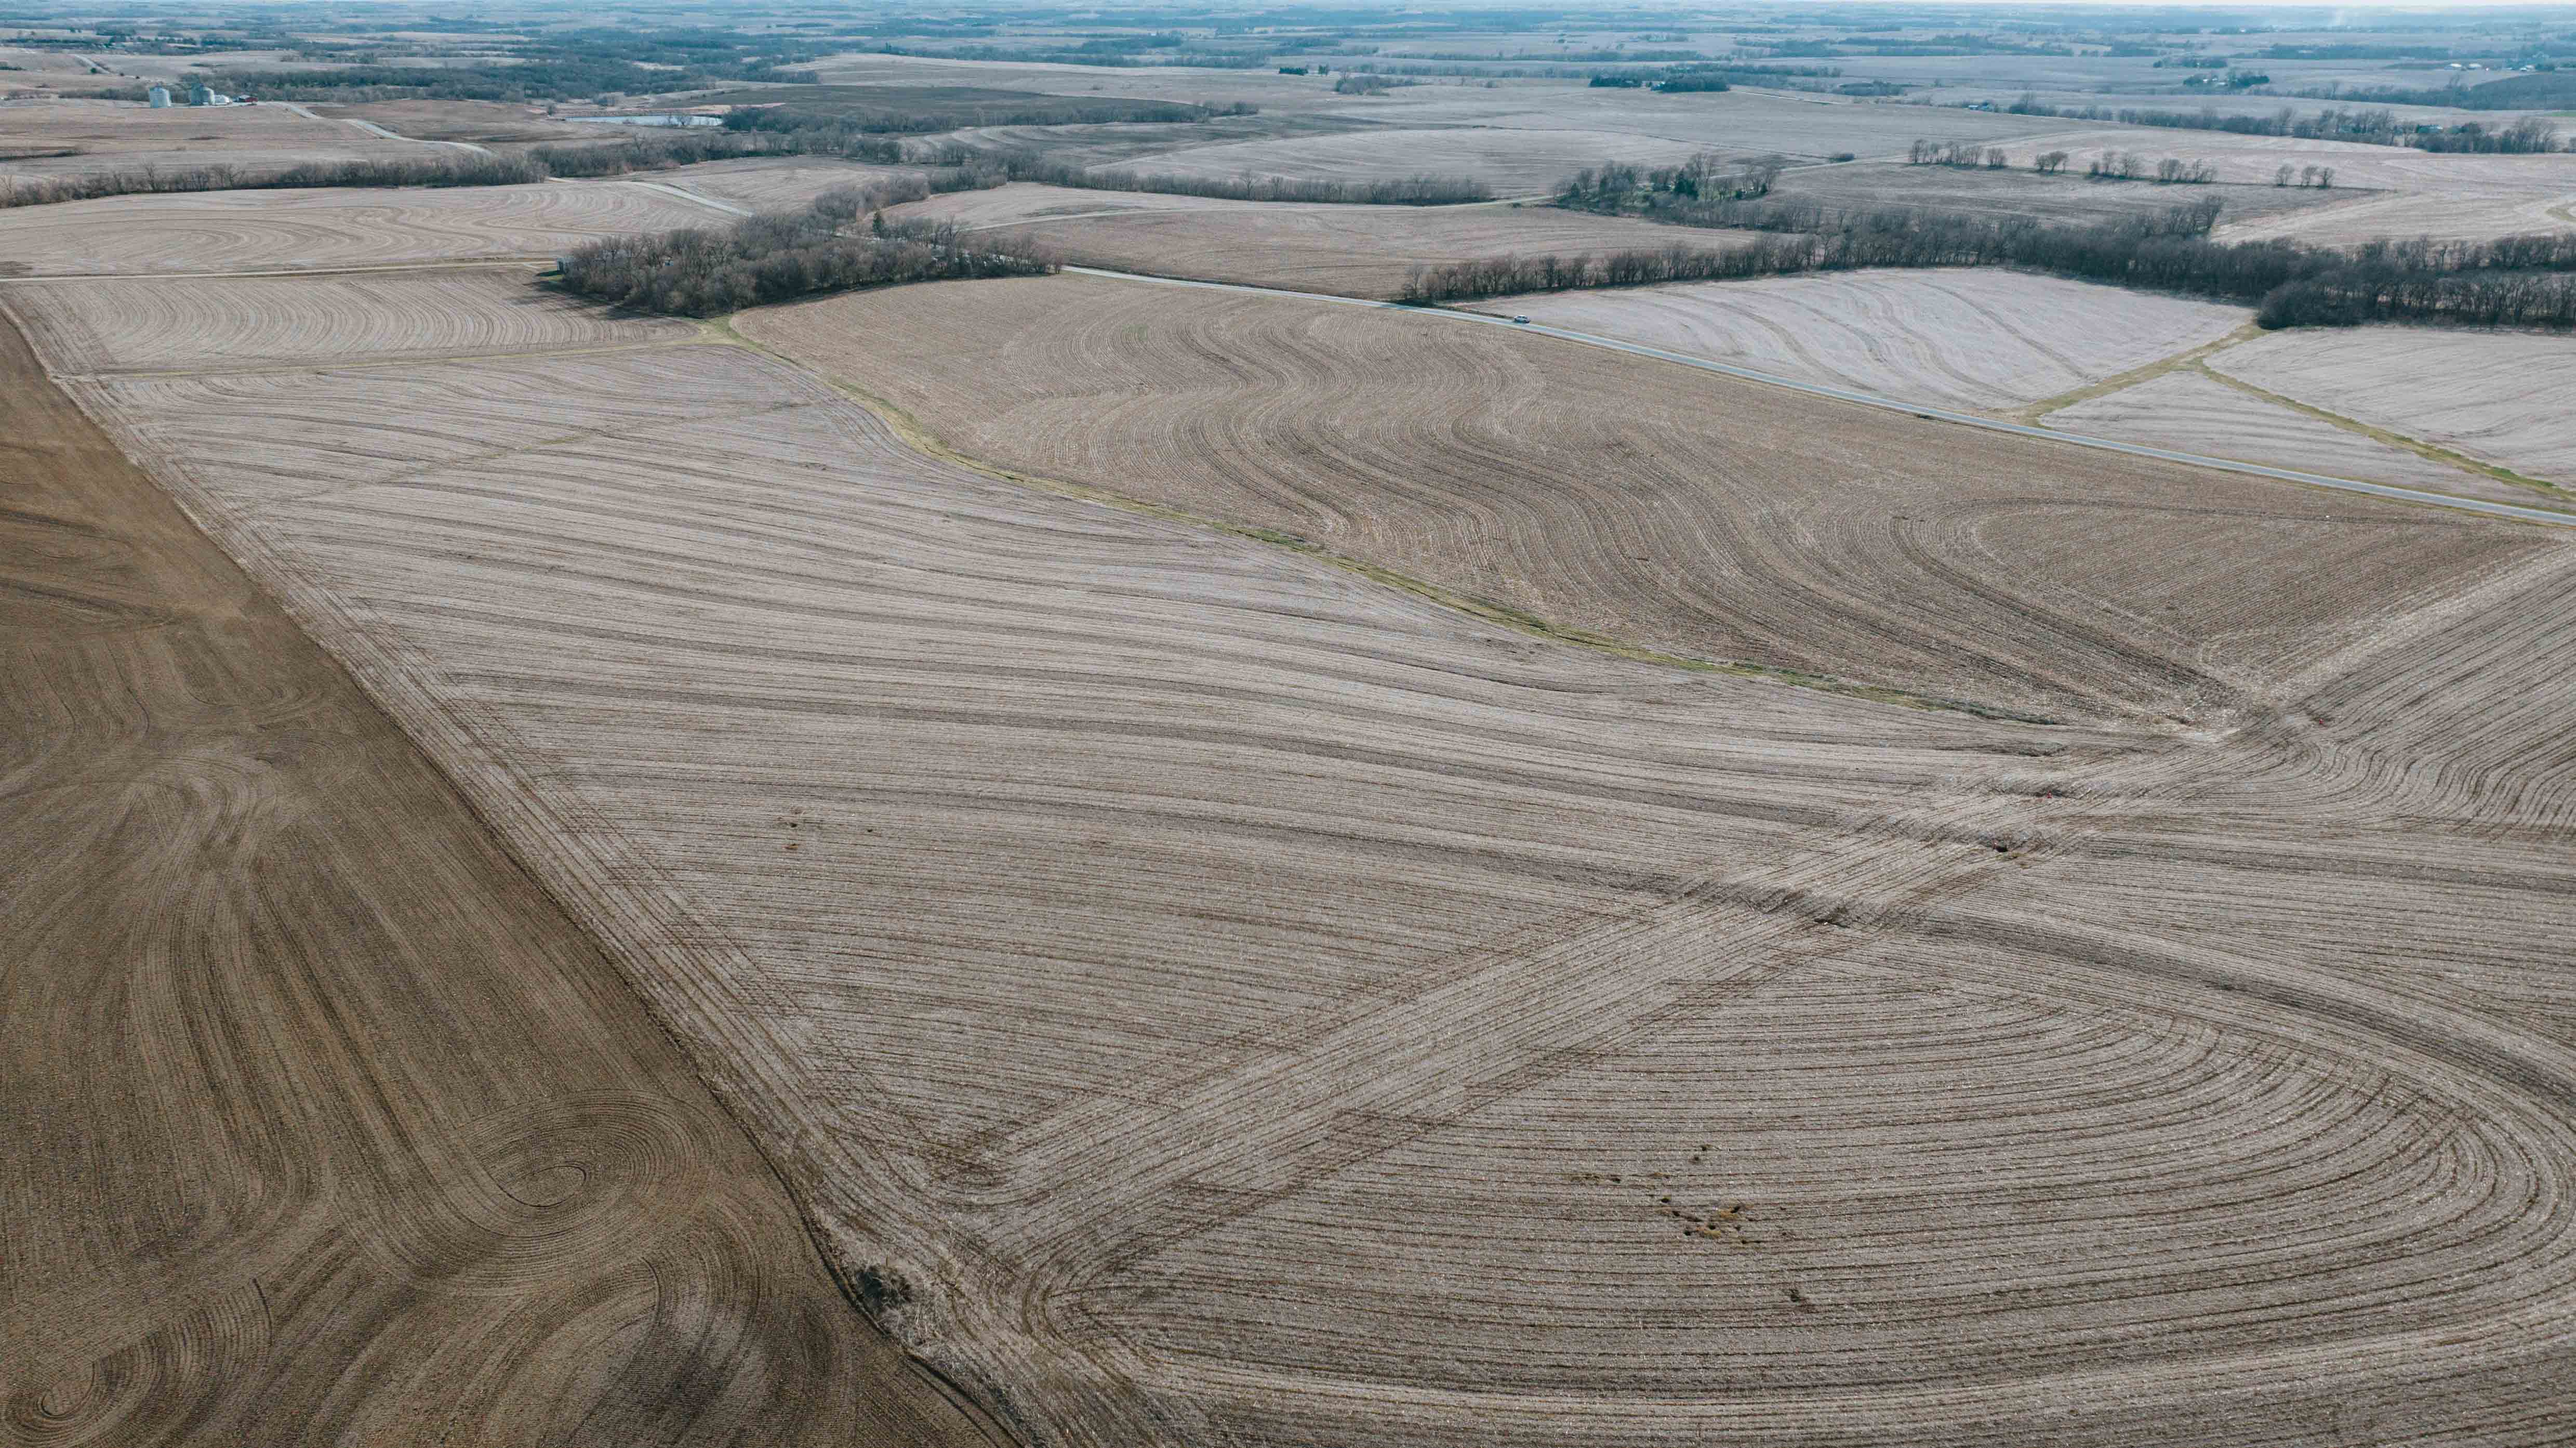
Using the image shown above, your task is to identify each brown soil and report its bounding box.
[0,312,1007,1446]
[743,271,2553,725]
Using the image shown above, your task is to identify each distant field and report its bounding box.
[1468,269,2249,410]
[0,180,708,274]
[2209,327,2576,486]
[0,97,418,181]
[5,265,684,372]
[657,155,925,212]
[894,183,1759,297]
[746,271,2539,721]
[1985,130,2576,245]
[313,98,602,146]
[1097,125,1709,193]
[1772,160,2345,229]
[2041,370,2517,499]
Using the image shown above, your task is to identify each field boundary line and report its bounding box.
[618,178,756,217]
[1060,265,2576,529]
[711,314,2066,725]
[2194,358,2573,504]
[2013,320,2262,423]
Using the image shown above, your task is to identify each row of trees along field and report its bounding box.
[1412,188,2576,328]
[556,173,1050,316]
[0,128,835,207]
[1995,96,2562,153]
[1913,140,2228,182]
[0,105,1490,210]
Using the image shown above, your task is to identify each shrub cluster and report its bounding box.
[1557,152,1782,210]
[555,174,1049,316]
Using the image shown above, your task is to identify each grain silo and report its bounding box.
[148,86,171,108]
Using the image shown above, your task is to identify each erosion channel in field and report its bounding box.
[30,257,2576,1447]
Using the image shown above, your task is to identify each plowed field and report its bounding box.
[2041,370,2525,501]
[894,183,1757,297]
[0,180,707,275]
[0,316,1003,1448]
[742,272,2545,723]
[1470,268,2248,410]
[7,266,685,372]
[64,322,2576,1448]
[2209,326,2576,487]
[0,97,416,182]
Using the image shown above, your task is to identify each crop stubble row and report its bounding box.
[56,274,2576,1446]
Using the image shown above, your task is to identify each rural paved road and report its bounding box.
[1064,265,2576,529]
[268,101,495,155]
[619,180,754,216]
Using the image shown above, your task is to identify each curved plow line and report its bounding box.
[1061,266,2576,531]
[708,315,2065,727]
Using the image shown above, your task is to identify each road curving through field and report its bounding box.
[1061,265,2576,529]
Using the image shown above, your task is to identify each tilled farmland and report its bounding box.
[0,179,710,275]
[893,182,1760,298]
[2209,326,2576,488]
[52,299,2576,1446]
[743,272,2547,723]
[10,33,2576,1448]
[1469,267,2249,410]
[5,265,688,372]
[0,319,1003,1448]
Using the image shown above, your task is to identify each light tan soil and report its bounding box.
[8,265,687,372]
[1471,267,2249,410]
[2209,325,2576,486]
[742,271,2548,724]
[0,180,708,275]
[895,183,1759,298]
[65,318,2576,1448]
[0,97,417,181]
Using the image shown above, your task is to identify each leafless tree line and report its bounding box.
[555,172,1050,317]
[1418,192,2576,330]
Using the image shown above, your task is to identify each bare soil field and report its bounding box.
[1466,268,2249,410]
[311,98,603,147]
[1773,160,2345,229]
[0,316,1002,1448]
[5,265,686,372]
[1981,131,2576,245]
[2040,369,2524,500]
[0,97,418,182]
[739,273,2547,723]
[0,180,709,275]
[893,183,1758,297]
[1097,124,1709,193]
[2209,327,2576,486]
[649,156,927,213]
[1360,84,2072,162]
[67,326,2576,1448]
